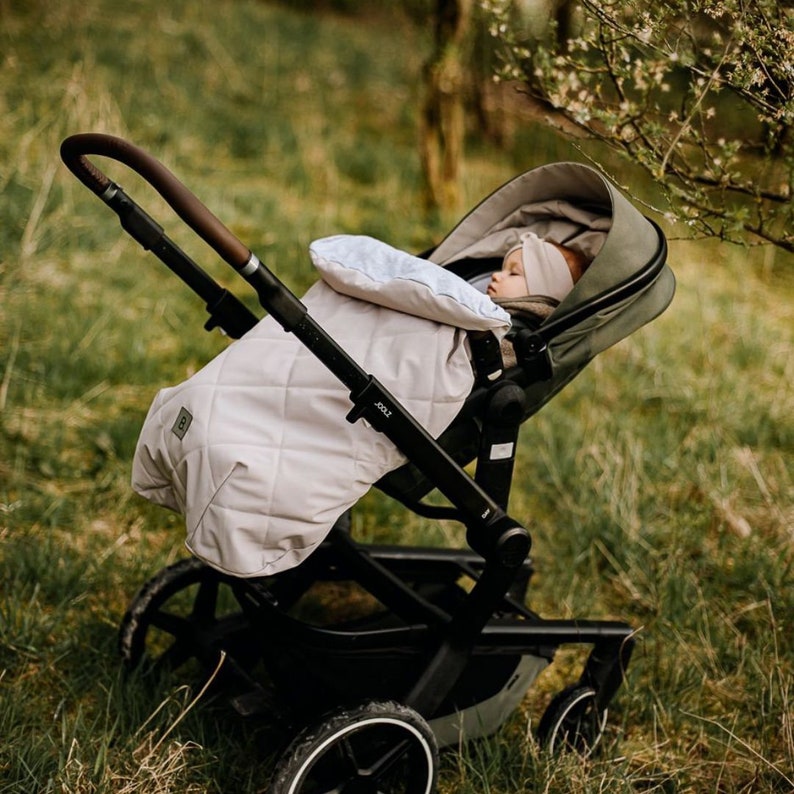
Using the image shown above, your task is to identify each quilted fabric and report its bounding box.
[310,235,510,330]
[132,280,486,577]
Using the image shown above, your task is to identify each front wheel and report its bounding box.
[269,700,438,794]
[536,685,608,757]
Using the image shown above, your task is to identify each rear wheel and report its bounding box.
[118,557,254,675]
[536,685,608,757]
[269,701,438,794]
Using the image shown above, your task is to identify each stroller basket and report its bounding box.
[61,133,674,793]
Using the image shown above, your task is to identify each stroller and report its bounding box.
[61,133,675,793]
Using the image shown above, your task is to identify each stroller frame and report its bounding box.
[61,134,665,792]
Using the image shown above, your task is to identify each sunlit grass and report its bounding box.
[1,0,793,792]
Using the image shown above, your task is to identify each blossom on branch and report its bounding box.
[485,0,794,253]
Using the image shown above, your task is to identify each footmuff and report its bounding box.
[131,236,509,577]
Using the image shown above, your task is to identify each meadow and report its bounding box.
[1,1,792,791]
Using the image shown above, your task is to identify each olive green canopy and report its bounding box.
[431,161,675,416]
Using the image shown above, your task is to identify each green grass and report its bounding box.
[1,0,793,791]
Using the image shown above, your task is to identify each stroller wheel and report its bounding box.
[536,685,608,756]
[118,557,253,675]
[269,700,438,794]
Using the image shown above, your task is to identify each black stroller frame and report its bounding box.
[61,134,667,793]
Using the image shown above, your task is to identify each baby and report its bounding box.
[486,232,589,302]
[485,232,591,367]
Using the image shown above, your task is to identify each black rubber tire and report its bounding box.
[536,685,608,757]
[269,700,439,794]
[118,557,253,674]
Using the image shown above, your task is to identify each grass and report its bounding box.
[1,0,793,791]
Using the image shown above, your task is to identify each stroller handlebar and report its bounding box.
[60,133,251,271]
[61,133,308,332]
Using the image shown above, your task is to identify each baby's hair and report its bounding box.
[550,242,590,283]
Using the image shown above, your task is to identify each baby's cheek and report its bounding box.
[509,275,527,296]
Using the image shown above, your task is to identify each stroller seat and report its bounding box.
[382,161,674,508]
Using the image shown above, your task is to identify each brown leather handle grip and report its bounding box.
[60,133,251,269]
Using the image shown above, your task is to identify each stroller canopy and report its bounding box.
[432,161,675,417]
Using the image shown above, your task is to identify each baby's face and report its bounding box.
[486,248,527,299]
[488,240,584,300]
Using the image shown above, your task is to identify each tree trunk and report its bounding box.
[554,0,577,46]
[420,0,472,214]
